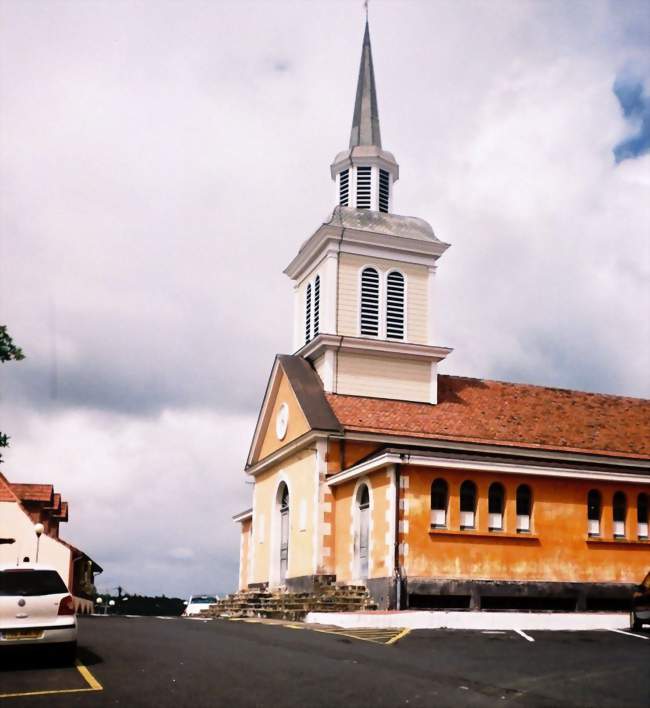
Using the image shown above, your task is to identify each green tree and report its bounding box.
[0,326,25,463]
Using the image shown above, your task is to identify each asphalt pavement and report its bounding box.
[0,615,648,707]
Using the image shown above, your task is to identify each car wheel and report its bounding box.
[630,612,642,632]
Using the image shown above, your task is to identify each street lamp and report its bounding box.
[33,523,44,563]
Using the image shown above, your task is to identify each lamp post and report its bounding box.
[34,523,44,563]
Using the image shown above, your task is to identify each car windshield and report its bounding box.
[191,596,217,604]
[0,569,68,596]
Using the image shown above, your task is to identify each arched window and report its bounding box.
[460,481,477,529]
[488,483,505,530]
[430,479,448,528]
[278,483,290,584]
[638,493,649,540]
[360,267,380,336]
[516,484,532,533]
[280,483,289,513]
[305,283,312,344]
[613,492,626,538]
[357,484,370,579]
[386,271,405,340]
[313,275,320,337]
[587,490,601,537]
[359,484,370,509]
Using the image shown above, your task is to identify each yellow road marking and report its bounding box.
[385,628,411,645]
[76,659,103,690]
[0,659,102,700]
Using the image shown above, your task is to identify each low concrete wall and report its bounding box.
[305,611,630,631]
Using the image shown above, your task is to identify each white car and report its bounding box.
[0,564,77,661]
[182,594,218,616]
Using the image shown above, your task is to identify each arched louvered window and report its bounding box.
[460,481,477,529]
[613,492,626,538]
[430,478,448,528]
[638,493,649,540]
[360,267,380,336]
[339,169,349,207]
[305,283,312,344]
[280,483,289,513]
[386,271,405,340]
[488,483,505,530]
[516,484,532,533]
[379,169,390,213]
[587,489,601,536]
[356,166,372,209]
[313,275,320,337]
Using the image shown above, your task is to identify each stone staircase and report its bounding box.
[205,578,377,621]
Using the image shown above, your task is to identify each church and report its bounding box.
[232,22,650,611]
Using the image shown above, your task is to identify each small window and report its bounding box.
[638,493,649,540]
[613,492,626,539]
[488,483,505,530]
[356,166,372,209]
[386,271,405,340]
[359,484,370,510]
[587,490,601,537]
[460,481,477,530]
[313,275,320,337]
[516,484,532,533]
[379,169,389,212]
[430,479,448,528]
[280,483,289,513]
[360,267,380,336]
[305,283,312,344]
[339,169,349,207]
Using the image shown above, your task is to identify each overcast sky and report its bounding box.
[1,0,648,598]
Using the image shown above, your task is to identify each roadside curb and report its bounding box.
[305,610,630,631]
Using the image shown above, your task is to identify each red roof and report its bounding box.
[326,375,650,459]
[0,473,18,502]
[10,483,53,503]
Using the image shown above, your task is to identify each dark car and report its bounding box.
[630,571,650,631]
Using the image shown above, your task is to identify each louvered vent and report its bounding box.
[379,169,389,213]
[360,267,380,336]
[386,271,405,340]
[313,275,320,337]
[356,166,372,209]
[339,169,349,207]
[305,283,312,344]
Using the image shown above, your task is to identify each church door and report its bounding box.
[279,485,289,585]
[358,485,370,580]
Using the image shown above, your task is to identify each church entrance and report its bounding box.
[279,483,289,585]
[356,484,370,580]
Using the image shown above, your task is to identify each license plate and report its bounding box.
[3,629,44,640]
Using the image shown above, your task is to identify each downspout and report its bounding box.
[393,463,402,610]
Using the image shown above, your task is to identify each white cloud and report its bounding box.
[0,0,648,595]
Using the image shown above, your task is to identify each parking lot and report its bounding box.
[0,615,648,707]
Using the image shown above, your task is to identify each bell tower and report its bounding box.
[284,21,452,404]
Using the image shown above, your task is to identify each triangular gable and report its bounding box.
[0,472,19,502]
[246,355,342,468]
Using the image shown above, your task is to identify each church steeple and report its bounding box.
[350,21,381,149]
[331,20,399,213]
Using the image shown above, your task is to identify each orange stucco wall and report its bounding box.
[332,468,395,582]
[403,466,650,584]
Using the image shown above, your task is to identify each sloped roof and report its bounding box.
[0,473,19,502]
[326,375,650,459]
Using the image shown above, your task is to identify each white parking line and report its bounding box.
[482,630,506,634]
[514,629,535,642]
[608,628,648,640]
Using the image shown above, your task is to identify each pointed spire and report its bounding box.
[349,21,381,149]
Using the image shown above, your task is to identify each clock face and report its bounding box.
[275,403,289,440]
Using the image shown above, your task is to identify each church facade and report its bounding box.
[233,23,650,611]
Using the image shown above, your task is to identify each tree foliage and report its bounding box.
[0,326,24,463]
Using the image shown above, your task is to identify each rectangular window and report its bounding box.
[379,169,389,212]
[356,166,372,209]
[488,513,503,530]
[430,509,446,528]
[460,511,475,529]
[339,169,349,207]
[588,519,600,536]
[516,515,530,532]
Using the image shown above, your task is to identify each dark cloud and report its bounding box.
[613,75,650,162]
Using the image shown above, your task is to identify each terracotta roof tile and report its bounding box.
[326,375,650,459]
[10,483,54,503]
[0,473,19,502]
